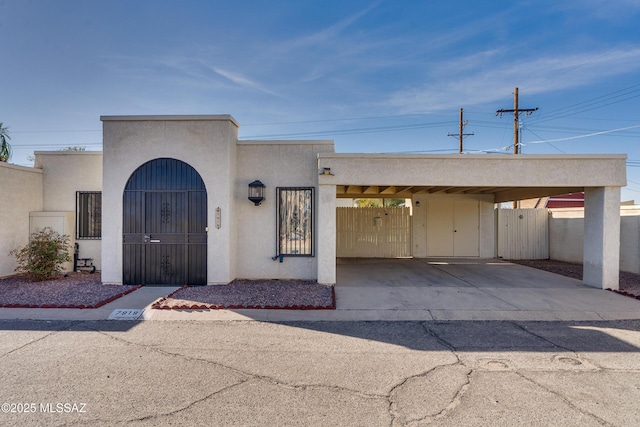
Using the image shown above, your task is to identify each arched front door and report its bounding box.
[123,158,207,285]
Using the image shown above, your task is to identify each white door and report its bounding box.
[426,200,454,256]
[426,199,479,257]
[453,200,479,257]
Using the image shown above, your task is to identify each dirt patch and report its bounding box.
[152,279,336,310]
[509,259,640,297]
[0,272,140,308]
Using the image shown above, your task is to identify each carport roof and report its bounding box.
[318,153,627,203]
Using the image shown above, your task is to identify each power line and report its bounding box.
[242,112,451,126]
[496,87,538,155]
[522,124,640,145]
[242,121,456,139]
[11,143,103,149]
[11,129,101,134]
[522,126,566,153]
[531,84,640,124]
[447,108,474,153]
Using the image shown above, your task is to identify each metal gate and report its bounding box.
[497,208,549,260]
[123,158,207,285]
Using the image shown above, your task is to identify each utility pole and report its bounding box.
[496,87,538,154]
[448,108,474,153]
[496,87,538,207]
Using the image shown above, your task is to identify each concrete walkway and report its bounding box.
[1,259,639,321]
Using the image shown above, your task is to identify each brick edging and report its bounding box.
[607,288,640,300]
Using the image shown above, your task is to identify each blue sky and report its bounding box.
[2,0,640,200]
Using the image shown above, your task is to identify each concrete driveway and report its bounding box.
[333,258,640,321]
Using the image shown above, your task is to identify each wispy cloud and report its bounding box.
[210,66,279,96]
[386,47,640,113]
[290,1,380,48]
[102,51,283,99]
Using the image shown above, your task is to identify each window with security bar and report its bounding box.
[277,187,314,256]
[76,191,102,239]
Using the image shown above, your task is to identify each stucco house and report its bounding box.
[0,115,627,290]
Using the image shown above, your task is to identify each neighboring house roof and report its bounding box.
[546,192,585,208]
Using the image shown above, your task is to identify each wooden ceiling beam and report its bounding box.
[429,186,455,194]
[363,186,379,194]
[446,187,475,194]
[346,185,363,195]
[380,186,396,194]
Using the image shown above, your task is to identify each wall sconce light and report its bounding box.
[319,167,334,176]
[248,180,265,206]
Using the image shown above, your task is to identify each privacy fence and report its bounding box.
[500,207,640,273]
[336,207,411,258]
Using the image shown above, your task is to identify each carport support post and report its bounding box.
[583,187,620,290]
[317,184,336,285]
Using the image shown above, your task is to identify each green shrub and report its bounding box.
[10,227,71,281]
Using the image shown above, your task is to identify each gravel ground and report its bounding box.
[0,272,139,308]
[510,259,640,295]
[153,279,336,310]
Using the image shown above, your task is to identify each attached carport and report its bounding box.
[316,153,627,290]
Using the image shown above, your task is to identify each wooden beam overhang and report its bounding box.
[335,183,588,202]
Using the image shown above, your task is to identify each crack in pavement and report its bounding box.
[417,320,612,426]
[388,363,473,427]
[379,322,475,426]
[0,320,79,359]
[88,328,388,421]
[127,380,250,424]
[511,321,611,372]
[512,321,587,354]
[514,370,613,426]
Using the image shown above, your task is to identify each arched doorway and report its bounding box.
[123,158,207,285]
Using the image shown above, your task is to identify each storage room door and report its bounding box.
[453,200,479,257]
[426,199,479,257]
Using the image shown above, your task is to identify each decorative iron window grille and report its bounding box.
[76,191,102,239]
[277,187,314,256]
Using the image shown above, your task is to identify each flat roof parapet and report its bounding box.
[238,140,334,146]
[318,153,627,160]
[100,115,239,127]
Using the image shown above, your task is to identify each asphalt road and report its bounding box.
[1,319,639,426]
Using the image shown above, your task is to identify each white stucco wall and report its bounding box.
[550,206,640,274]
[549,209,584,264]
[101,115,239,284]
[235,141,334,280]
[0,163,43,277]
[34,151,103,269]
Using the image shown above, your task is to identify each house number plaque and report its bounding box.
[216,207,221,229]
